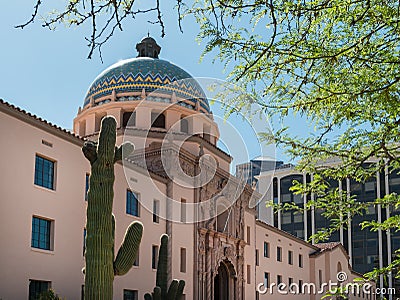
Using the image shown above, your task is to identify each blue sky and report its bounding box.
[0,1,288,169]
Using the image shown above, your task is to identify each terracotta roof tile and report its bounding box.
[315,242,341,251]
[0,99,84,141]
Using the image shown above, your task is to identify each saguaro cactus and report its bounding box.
[144,234,185,300]
[82,116,143,299]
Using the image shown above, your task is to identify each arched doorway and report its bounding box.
[214,260,236,300]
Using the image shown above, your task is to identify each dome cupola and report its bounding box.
[136,35,161,58]
[81,36,210,114]
[74,36,218,144]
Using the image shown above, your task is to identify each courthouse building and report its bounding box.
[0,37,368,299]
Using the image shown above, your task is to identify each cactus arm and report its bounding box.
[176,280,185,300]
[153,287,161,300]
[114,142,135,163]
[114,221,143,275]
[146,234,186,300]
[167,280,179,300]
[144,294,153,300]
[82,141,98,164]
[156,234,169,298]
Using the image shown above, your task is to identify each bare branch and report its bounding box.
[87,0,97,59]
[156,0,165,37]
[177,0,184,33]
[15,0,42,29]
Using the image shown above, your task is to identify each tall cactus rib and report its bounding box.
[82,116,143,299]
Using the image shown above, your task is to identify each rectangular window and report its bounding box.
[277,246,282,262]
[153,200,160,223]
[246,264,251,284]
[133,248,139,266]
[123,289,138,300]
[81,285,84,300]
[152,245,159,269]
[29,280,50,300]
[289,277,293,285]
[126,190,139,217]
[277,275,282,285]
[31,216,52,250]
[264,242,270,257]
[34,155,55,190]
[255,249,259,266]
[264,272,270,288]
[299,280,303,294]
[319,270,323,288]
[246,226,251,244]
[83,228,86,256]
[299,254,303,268]
[180,248,186,273]
[181,118,189,133]
[85,173,89,201]
[288,250,293,265]
[181,199,186,223]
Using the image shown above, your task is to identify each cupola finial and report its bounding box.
[135,35,161,58]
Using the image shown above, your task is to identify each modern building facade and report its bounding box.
[0,37,370,300]
[235,157,284,187]
[257,161,400,297]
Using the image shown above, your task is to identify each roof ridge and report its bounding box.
[0,99,84,142]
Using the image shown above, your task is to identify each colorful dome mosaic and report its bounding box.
[83,57,211,114]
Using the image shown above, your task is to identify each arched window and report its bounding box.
[151,112,166,129]
[95,114,107,132]
[203,124,211,142]
[337,261,342,272]
[216,197,230,233]
[180,117,189,133]
[123,111,136,127]
[79,120,86,137]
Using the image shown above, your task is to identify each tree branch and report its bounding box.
[15,0,42,29]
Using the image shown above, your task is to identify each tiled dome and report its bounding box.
[83,37,210,114]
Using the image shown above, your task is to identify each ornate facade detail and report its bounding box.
[127,129,254,299]
[179,158,195,176]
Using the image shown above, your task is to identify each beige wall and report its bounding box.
[243,210,256,300]
[255,221,314,300]
[0,110,196,299]
[0,111,88,299]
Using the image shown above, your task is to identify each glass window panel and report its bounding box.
[126,190,139,217]
[365,181,375,192]
[281,194,291,203]
[123,289,138,300]
[282,213,291,224]
[293,194,303,204]
[34,155,55,190]
[293,213,303,223]
[31,217,51,250]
